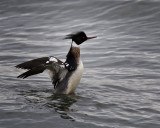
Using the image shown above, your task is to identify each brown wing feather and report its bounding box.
[15,57,49,70]
[16,56,65,80]
[17,65,46,79]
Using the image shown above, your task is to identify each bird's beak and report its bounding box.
[87,36,97,40]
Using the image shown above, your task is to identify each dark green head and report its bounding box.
[65,31,96,45]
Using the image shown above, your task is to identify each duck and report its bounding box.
[16,31,96,94]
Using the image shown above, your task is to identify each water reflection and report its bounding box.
[46,94,77,121]
[18,89,77,121]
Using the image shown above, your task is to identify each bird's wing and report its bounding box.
[16,56,66,81]
[16,57,63,70]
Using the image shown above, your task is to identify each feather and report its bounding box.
[15,57,49,69]
[17,65,46,79]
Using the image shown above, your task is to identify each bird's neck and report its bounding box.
[71,41,79,48]
[65,43,80,71]
[70,41,80,59]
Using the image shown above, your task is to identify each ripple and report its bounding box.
[0,0,160,128]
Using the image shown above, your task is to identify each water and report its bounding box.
[0,0,160,127]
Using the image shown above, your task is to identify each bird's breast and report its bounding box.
[66,59,84,94]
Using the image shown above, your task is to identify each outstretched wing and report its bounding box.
[16,56,65,79]
[17,65,46,78]
[16,57,63,70]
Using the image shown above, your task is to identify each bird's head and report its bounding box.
[64,31,96,45]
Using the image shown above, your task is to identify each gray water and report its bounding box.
[0,0,160,128]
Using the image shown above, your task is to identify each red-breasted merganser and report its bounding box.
[16,31,96,94]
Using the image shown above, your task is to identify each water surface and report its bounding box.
[0,0,160,128]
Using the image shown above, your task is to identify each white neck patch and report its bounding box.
[72,42,79,47]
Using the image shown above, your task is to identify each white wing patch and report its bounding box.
[65,63,69,67]
[46,61,49,64]
[49,57,58,62]
[46,56,58,64]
